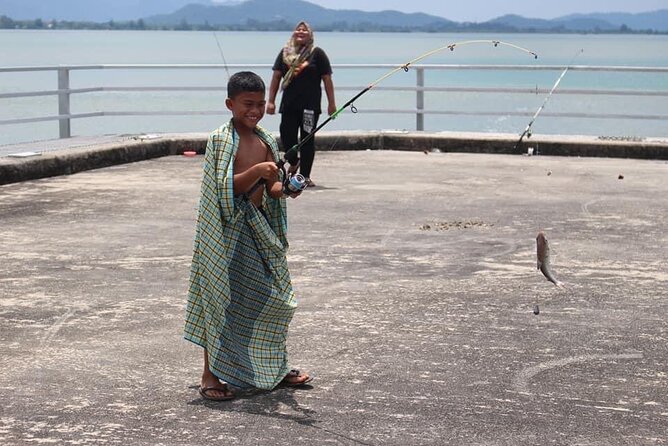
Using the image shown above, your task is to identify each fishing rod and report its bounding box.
[247,39,539,197]
[213,32,231,79]
[288,39,538,163]
[514,49,583,151]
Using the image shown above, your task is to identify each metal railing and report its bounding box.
[1,63,667,139]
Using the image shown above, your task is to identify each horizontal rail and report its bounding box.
[1,63,667,140]
[3,85,668,100]
[354,109,668,120]
[3,109,665,127]
[2,63,668,73]
[336,86,668,96]
[0,112,104,125]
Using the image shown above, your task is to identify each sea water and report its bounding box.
[0,30,667,145]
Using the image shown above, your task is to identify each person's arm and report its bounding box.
[233,162,278,195]
[316,47,336,116]
[266,70,282,115]
[265,167,301,199]
[322,74,336,116]
[263,150,283,198]
[264,151,303,199]
[269,178,302,199]
[267,180,284,199]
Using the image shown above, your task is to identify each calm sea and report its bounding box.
[1,30,667,145]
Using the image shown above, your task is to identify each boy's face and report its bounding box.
[225,91,266,130]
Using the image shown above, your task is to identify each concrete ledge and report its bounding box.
[0,135,207,185]
[315,131,668,159]
[1,130,667,185]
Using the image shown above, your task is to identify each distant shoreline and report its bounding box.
[1,16,666,35]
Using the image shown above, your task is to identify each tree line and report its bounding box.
[0,16,664,34]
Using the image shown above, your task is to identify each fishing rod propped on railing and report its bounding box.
[514,49,584,152]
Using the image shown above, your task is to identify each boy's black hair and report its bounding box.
[227,71,265,99]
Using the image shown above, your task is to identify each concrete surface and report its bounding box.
[0,150,666,445]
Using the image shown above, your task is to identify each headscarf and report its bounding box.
[280,21,314,90]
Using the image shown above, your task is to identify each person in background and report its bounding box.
[267,21,336,187]
[184,71,311,402]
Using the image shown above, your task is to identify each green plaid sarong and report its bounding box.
[184,120,296,390]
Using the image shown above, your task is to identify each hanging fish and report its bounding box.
[536,230,564,287]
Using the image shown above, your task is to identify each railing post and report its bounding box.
[58,68,71,138]
[416,67,424,131]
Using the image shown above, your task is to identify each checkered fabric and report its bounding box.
[184,120,296,390]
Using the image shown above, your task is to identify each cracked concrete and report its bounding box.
[0,149,666,445]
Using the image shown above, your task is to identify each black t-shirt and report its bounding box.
[272,47,332,114]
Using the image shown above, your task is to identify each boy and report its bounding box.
[184,71,311,401]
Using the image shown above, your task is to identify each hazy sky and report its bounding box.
[299,0,666,22]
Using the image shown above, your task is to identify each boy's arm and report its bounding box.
[233,162,278,196]
[267,173,301,199]
[267,180,284,199]
[264,150,284,199]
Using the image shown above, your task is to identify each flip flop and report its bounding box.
[279,369,313,387]
[198,384,235,401]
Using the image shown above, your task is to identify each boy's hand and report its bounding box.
[256,162,279,180]
[287,160,299,176]
[286,189,302,199]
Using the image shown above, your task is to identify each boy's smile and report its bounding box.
[226,91,266,130]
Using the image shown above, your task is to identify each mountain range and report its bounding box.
[0,0,209,22]
[1,0,666,32]
[146,0,458,29]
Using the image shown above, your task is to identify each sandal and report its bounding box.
[279,369,313,387]
[198,384,235,401]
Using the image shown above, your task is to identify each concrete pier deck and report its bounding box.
[0,143,666,444]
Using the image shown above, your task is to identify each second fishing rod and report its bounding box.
[246,39,539,198]
[514,49,584,152]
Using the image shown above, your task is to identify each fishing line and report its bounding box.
[213,32,231,79]
[289,39,538,161]
[245,39,539,198]
[514,49,584,151]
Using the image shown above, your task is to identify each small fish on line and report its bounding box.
[536,230,564,287]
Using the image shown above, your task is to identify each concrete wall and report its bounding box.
[1,131,666,185]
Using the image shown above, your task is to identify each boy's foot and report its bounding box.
[306,179,316,188]
[199,383,235,401]
[199,373,235,401]
[280,369,313,387]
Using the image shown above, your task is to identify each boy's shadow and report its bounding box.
[187,384,317,426]
[186,384,374,445]
[305,184,337,191]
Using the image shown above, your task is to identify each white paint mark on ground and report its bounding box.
[574,404,633,412]
[513,353,643,392]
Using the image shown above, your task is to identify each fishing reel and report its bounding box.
[283,173,309,195]
[279,159,309,195]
